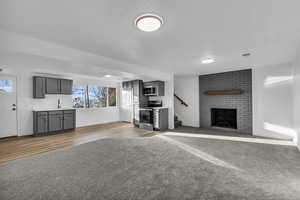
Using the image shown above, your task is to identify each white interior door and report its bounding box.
[0,75,17,138]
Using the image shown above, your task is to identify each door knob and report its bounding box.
[12,104,16,106]
[12,108,16,111]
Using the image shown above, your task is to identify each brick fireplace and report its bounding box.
[199,69,252,134]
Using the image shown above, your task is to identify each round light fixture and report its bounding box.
[135,14,163,32]
[242,53,251,57]
[104,75,112,78]
[201,58,215,64]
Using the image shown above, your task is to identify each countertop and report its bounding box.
[152,107,168,110]
[33,108,76,112]
[140,107,168,110]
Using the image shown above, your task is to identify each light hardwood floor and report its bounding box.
[0,122,153,164]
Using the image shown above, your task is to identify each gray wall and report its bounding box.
[199,69,252,134]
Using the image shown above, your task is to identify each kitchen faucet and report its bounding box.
[58,99,61,109]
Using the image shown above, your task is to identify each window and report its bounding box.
[72,84,116,108]
[88,86,107,108]
[108,88,116,106]
[0,80,13,93]
[72,85,86,108]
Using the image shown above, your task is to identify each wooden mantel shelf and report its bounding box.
[204,90,243,95]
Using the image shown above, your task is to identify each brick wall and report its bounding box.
[199,69,252,134]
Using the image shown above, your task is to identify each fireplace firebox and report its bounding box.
[211,108,237,129]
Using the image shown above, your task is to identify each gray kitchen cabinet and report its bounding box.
[136,80,148,107]
[46,78,61,94]
[122,81,132,91]
[122,80,153,126]
[33,112,48,134]
[60,79,73,94]
[131,80,148,126]
[63,110,76,130]
[33,109,76,135]
[48,111,63,132]
[133,104,140,125]
[33,76,73,98]
[33,77,46,98]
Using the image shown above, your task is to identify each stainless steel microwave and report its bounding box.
[143,86,157,96]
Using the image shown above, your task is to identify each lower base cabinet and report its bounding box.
[48,111,63,132]
[34,112,48,134]
[33,109,76,136]
[63,111,76,130]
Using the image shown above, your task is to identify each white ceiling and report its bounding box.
[1,0,300,75]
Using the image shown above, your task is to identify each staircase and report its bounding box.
[174,93,188,128]
[174,115,182,128]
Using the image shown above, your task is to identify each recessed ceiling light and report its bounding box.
[104,75,112,78]
[135,14,163,32]
[201,58,215,64]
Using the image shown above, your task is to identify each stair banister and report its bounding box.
[174,93,188,107]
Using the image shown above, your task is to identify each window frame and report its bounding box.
[72,84,117,109]
[87,85,108,108]
[72,84,87,109]
[108,87,117,107]
[0,79,14,93]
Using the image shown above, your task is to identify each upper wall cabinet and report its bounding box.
[60,79,73,95]
[46,78,61,94]
[33,76,73,98]
[33,77,46,98]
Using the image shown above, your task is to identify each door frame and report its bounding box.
[0,73,19,137]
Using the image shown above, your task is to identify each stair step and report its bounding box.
[174,120,182,128]
[174,115,178,121]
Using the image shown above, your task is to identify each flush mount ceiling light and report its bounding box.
[201,58,215,64]
[104,75,112,78]
[135,14,163,32]
[242,53,251,57]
